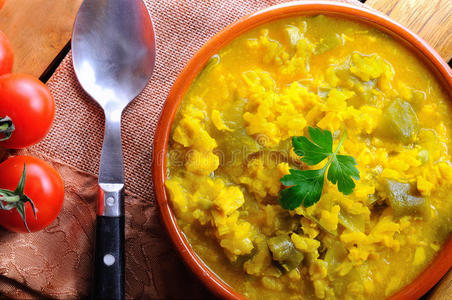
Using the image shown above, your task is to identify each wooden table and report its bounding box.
[0,0,450,299]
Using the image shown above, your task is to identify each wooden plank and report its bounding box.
[427,269,452,300]
[0,0,82,77]
[366,0,452,63]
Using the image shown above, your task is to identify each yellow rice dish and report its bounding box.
[165,15,452,299]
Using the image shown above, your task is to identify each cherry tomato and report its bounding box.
[0,30,13,75]
[0,74,55,149]
[0,156,64,232]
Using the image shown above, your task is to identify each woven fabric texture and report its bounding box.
[0,0,362,298]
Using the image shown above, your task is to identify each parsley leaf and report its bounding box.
[279,169,325,209]
[328,154,360,195]
[292,127,332,165]
[279,126,360,210]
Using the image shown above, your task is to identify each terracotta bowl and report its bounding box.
[152,1,452,299]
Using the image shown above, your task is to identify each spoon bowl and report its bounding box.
[72,0,155,110]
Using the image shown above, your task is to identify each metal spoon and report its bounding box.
[71,0,155,298]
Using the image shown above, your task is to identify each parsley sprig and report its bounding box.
[279,127,360,210]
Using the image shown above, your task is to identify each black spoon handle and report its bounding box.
[93,216,125,300]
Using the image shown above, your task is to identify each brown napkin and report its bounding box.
[0,0,361,298]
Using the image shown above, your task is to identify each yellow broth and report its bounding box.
[165,15,452,300]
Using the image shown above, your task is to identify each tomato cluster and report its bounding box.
[0,11,64,233]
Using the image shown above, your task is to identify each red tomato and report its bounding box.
[0,156,64,232]
[0,30,13,75]
[0,74,55,149]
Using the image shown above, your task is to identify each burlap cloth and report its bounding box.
[0,0,362,299]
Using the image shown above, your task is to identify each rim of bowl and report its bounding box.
[152,1,452,299]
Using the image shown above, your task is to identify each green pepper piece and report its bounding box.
[382,98,419,143]
[267,235,304,272]
[384,179,429,218]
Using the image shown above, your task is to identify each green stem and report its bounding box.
[0,195,20,203]
[0,163,36,232]
[0,116,15,141]
[334,130,347,155]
